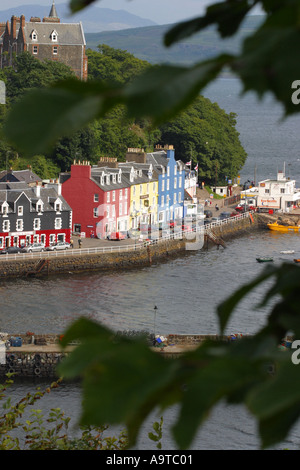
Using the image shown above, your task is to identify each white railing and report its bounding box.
[0,211,253,261]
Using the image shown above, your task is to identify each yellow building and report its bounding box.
[119,149,159,229]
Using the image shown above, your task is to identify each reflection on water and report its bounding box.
[0,230,299,337]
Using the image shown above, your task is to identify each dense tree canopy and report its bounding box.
[159,96,246,184]
[0,46,246,183]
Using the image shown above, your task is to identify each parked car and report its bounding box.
[219,212,232,219]
[0,246,23,255]
[22,242,45,253]
[46,241,71,251]
[107,232,126,240]
[204,210,213,218]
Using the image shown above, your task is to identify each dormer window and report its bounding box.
[2,203,8,215]
[31,30,38,41]
[36,199,44,213]
[50,30,58,42]
[118,172,121,183]
[113,174,116,184]
[55,201,62,213]
[106,175,110,185]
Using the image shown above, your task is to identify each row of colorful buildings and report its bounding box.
[0,146,198,249]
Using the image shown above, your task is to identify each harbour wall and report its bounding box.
[0,213,260,279]
[0,333,234,377]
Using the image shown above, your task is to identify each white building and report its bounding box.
[257,170,300,211]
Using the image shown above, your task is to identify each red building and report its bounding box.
[60,161,131,239]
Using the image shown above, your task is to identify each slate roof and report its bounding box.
[0,170,42,184]
[23,20,86,46]
[0,184,71,213]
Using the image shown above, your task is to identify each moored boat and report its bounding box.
[256,257,274,263]
[267,222,300,233]
[294,259,300,263]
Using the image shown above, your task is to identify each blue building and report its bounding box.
[146,145,185,224]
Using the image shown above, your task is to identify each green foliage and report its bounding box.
[148,417,164,449]
[159,96,247,183]
[3,0,300,451]
[58,261,300,449]
[87,45,150,85]
[0,376,129,450]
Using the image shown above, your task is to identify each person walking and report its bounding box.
[70,238,74,248]
[78,237,82,248]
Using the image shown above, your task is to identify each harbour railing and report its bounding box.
[0,211,253,261]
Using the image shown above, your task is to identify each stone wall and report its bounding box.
[0,351,67,377]
[0,215,259,279]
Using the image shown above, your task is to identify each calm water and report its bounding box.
[2,78,300,450]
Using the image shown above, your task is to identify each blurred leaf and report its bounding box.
[2,79,122,156]
[69,0,97,13]
[58,318,182,447]
[165,0,254,46]
[217,265,276,334]
[124,56,232,124]
[247,359,300,448]
[3,57,232,155]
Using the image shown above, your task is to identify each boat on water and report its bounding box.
[256,257,274,263]
[280,250,295,254]
[267,222,300,233]
[294,259,300,263]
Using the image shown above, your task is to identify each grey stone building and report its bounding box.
[0,1,88,80]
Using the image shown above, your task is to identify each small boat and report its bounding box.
[280,250,295,254]
[294,259,300,263]
[256,257,274,263]
[268,222,300,233]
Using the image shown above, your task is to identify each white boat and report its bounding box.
[280,250,295,254]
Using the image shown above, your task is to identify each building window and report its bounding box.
[33,45,38,55]
[33,218,41,230]
[281,188,285,193]
[37,203,43,213]
[125,188,128,199]
[161,195,164,207]
[112,191,116,202]
[55,202,61,213]
[94,194,99,202]
[119,203,123,216]
[16,219,23,231]
[50,30,58,42]
[55,218,62,229]
[53,46,58,55]
[265,189,270,194]
[174,179,177,189]
[3,220,9,232]
[167,166,170,176]
[93,207,98,217]
[120,190,123,201]
[113,174,116,183]
[18,206,23,216]
[2,205,7,215]
[167,179,170,190]
[31,30,37,40]
[174,193,177,204]
[107,192,110,203]
[162,180,165,191]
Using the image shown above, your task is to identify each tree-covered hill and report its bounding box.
[0,46,246,184]
[86,15,264,65]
